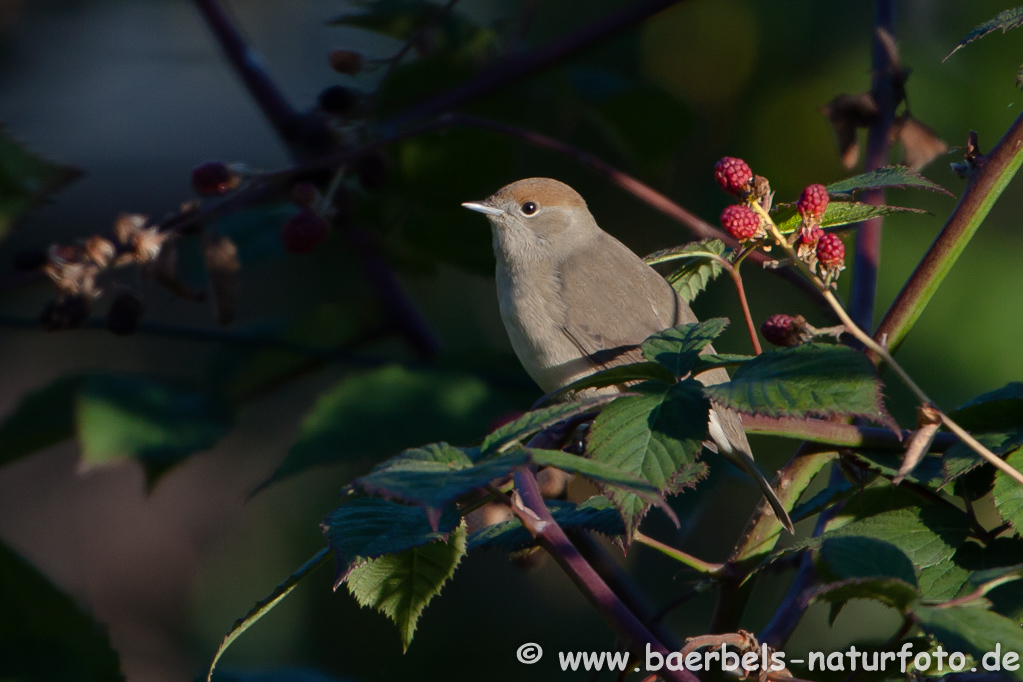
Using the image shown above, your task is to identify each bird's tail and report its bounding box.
[708,408,795,534]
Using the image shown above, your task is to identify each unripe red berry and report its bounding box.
[714,157,753,195]
[281,209,329,254]
[800,225,824,245]
[328,49,364,75]
[796,184,830,223]
[761,314,802,347]
[720,204,761,240]
[816,233,845,269]
[191,161,239,197]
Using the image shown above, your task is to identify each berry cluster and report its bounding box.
[714,156,765,243]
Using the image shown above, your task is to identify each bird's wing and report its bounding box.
[556,230,695,371]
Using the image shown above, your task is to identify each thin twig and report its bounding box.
[193,0,321,151]
[633,532,724,575]
[720,259,761,355]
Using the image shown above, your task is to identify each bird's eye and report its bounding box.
[520,201,537,216]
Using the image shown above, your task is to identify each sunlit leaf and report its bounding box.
[945,6,1023,61]
[825,165,952,195]
[640,318,728,377]
[701,343,891,425]
[774,200,927,235]
[644,239,727,303]
[346,523,467,651]
[586,381,709,537]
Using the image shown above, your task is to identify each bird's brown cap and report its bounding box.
[488,177,588,210]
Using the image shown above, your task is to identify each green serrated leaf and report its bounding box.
[946,5,1023,61]
[817,536,918,586]
[810,577,919,625]
[528,448,659,494]
[993,449,1023,535]
[828,487,971,572]
[468,496,625,551]
[586,381,709,537]
[775,200,928,234]
[351,443,529,521]
[0,539,123,681]
[261,366,513,491]
[919,557,973,601]
[691,353,753,375]
[321,496,462,580]
[914,603,1023,677]
[540,363,676,404]
[825,166,953,196]
[701,343,891,425]
[853,450,945,489]
[949,383,1023,431]
[643,239,727,303]
[790,475,855,523]
[346,523,467,651]
[640,319,729,378]
[0,127,81,243]
[206,549,331,682]
[941,429,1023,488]
[480,396,615,455]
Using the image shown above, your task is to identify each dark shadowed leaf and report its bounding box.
[949,383,1023,432]
[691,353,753,375]
[640,318,729,378]
[816,536,918,586]
[993,449,1023,535]
[853,450,945,489]
[586,381,709,537]
[914,603,1023,674]
[468,496,625,551]
[701,343,891,424]
[480,396,615,455]
[0,127,81,243]
[945,6,1023,61]
[643,239,727,303]
[206,549,332,682]
[346,523,466,651]
[941,429,1023,488]
[321,496,461,581]
[0,539,122,682]
[264,366,514,490]
[825,165,952,196]
[0,373,233,486]
[349,443,529,523]
[0,375,83,468]
[809,577,918,625]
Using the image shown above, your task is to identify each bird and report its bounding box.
[462,177,793,533]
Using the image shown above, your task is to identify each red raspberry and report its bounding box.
[720,204,761,240]
[800,225,824,245]
[796,184,829,223]
[761,314,808,347]
[714,157,754,195]
[191,161,238,197]
[281,209,329,254]
[328,50,365,75]
[816,233,845,269]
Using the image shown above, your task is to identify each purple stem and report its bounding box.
[512,467,696,682]
[193,0,319,151]
[849,0,897,333]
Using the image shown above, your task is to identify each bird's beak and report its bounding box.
[461,201,504,217]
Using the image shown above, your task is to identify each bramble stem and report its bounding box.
[505,469,696,682]
[875,109,1023,352]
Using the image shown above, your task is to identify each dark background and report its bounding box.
[0,0,1021,680]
